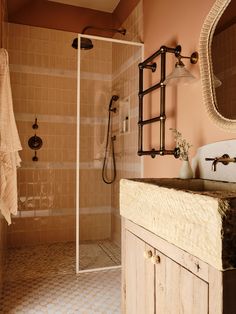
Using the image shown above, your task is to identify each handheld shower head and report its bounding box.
[109,95,119,112]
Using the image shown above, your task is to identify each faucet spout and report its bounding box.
[205,154,236,172]
[211,158,218,172]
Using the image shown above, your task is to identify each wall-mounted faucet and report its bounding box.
[205,154,236,171]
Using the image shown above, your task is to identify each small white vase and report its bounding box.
[179,159,193,179]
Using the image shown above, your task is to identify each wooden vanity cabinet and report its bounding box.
[122,218,236,314]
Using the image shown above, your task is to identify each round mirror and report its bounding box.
[199,0,236,131]
[212,0,236,119]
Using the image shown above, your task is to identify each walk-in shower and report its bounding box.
[102,95,118,184]
[4,22,143,276]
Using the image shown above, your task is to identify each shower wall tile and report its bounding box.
[111,1,143,245]
[80,41,112,75]
[80,213,111,241]
[11,72,77,116]
[7,215,75,248]
[79,169,111,209]
[79,38,113,242]
[17,168,76,213]
[5,0,143,248]
[5,23,77,246]
[80,79,112,114]
[6,23,77,70]
[16,121,76,163]
[113,0,143,43]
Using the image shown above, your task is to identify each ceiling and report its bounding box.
[47,0,120,13]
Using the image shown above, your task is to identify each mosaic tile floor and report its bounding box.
[5,241,121,280]
[5,242,76,282]
[1,241,121,313]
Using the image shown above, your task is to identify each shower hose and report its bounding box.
[102,96,118,184]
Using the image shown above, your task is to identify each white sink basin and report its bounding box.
[120,178,236,270]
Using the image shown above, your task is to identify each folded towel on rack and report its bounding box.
[0,48,22,224]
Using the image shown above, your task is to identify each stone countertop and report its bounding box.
[120,178,236,270]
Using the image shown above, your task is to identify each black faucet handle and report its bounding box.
[32,118,38,129]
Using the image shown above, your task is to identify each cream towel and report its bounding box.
[0,48,22,224]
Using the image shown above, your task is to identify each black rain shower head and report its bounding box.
[72,37,94,50]
[71,26,126,50]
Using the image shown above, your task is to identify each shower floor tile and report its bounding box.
[5,240,121,281]
[1,269,121,313]
[5,242,76,282]
[2,241,121,313]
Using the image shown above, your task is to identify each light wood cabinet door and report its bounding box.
[125,230,155,314]
[124,230,209,314]
[155,250,208,314]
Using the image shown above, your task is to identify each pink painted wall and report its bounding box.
[143,0,234,178]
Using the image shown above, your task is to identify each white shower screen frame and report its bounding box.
[76,34,144,273]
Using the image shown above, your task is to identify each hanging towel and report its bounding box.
[0,48,22,225]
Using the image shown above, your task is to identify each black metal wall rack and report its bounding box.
[138,45,181,159]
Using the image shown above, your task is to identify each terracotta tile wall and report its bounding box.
[111,1,143,246]
[113,0,143,43]
[79,39,113,242]
[212,23,236,119]
[4,0,143,248]
[5,23,77,247]
[79,22,143,245]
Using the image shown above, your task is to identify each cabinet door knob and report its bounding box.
[144,250,153,259]
[151,255,161,264]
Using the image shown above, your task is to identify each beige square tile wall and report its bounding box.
[5,23,77,247]
[79,15,143,245]
[4,0,143,248]
[79,39,113,242]
[111,1,143,246]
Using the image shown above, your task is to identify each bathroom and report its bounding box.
[0,0,235,312]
